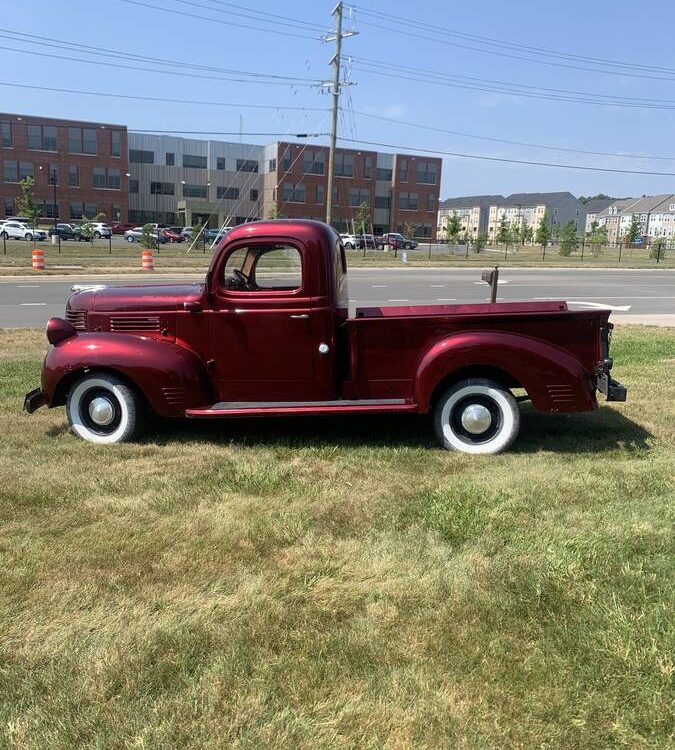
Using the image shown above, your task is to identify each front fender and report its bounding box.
[42,333,213,416]
[415,330,597,413]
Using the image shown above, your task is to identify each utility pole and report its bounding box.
[324,2,356,227]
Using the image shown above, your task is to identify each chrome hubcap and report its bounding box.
[88,396,115,426]
[460,404,492,434]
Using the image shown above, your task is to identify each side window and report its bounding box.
[222,244,303,292]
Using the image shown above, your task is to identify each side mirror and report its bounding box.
[183,301,202,313]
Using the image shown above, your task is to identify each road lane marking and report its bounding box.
[430,284,445,288]
[16,285,40,288]
[20,302,47,306]
[371,284,388,288]
[473,280,508,284]
[567,301,632,311]
[388,299,409,302]
[436,298,457,301]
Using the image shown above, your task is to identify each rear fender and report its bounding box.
[42,333,213,416]
[415,331,596,413]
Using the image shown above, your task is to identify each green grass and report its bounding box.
[0,238,673,275]
[0,327,674,749]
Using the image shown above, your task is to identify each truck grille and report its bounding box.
[65,309,87,330]
[110,316,161,332]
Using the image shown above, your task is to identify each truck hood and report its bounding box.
[69,283,205,313]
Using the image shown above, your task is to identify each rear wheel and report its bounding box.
[66,372,141,444]
[25,233,33,242]
[433,378,520,454]
[126,235,135,243]
[94,231,101,239]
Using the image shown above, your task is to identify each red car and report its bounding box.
[159,228,183,243]
[111,223,137,235]
[24,220,626,452]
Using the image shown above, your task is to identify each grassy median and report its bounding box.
[0,326,673,749]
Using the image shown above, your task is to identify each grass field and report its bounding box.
[1,326,674,749]
[0,238,673,275]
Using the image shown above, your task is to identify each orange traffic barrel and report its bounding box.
[141,249,154,271]
[32,248,45,270]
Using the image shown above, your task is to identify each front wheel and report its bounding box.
[66,372,141,444]
[126,236,135,243]
[25,233,33,242]
[94,231,101,239]
[433,378,520,454]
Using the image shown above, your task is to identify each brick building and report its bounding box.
[0,113,128,223]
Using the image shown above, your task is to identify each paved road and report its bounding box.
[1,267,674,327]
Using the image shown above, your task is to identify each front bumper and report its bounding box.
[596,323,627,402]
[24,387,47,413]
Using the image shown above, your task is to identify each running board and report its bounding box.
[186,398,417,418]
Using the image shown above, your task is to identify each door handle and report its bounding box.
[289,314,309,319]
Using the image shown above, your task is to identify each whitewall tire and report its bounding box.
[433,378,520,455]
[66,373,140,444]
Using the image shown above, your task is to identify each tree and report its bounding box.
[446,211,462,244]
[267,202,279,219]
[354,201,371,235]
[536,210,551,248]
[78,212,107,246]
[588,222,608,258]
[625,215,641,245]
[578,193,614,205]
[559,220,579,256]
[519,218,532,245]
[496,214,510,247]
[650,237,666,261]
[472,232,487,254]
[403,221,415,240]
[16,176,41,229]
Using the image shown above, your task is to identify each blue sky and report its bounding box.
[7,0,675,199]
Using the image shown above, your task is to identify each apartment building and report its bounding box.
[437,195,503,239]
[487,192,585,239]
[127,133,263,227]
[265,142,441,236]
[0,113,128,223]
[645,196,675,238]
[597,195,675,244]
[583,197,614,233]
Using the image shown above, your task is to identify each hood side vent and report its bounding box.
[110,315,161,332]
[65,309,87,331]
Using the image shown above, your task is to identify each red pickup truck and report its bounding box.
[24,220,626,454]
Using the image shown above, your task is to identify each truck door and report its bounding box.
[208,240,326,402]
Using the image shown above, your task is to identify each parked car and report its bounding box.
[123,227,168,244]
[88,222,112,239]
[203,227,232,245]
[340,233,358,249]
[48,223,80,240]
[0,221,47,241]
[160,228,183,243]
[111,222,137,235]
[376,232,417,250]
[25,219,627,453]
[180,226,193,239]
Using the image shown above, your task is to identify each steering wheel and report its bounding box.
[232,268,252,290]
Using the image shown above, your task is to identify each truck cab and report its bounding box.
[24,219,626,454]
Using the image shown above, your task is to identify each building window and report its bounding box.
[70,202,83,219]
[84,202,97,217]
[281,148,292,171]
[348,188,370,207]
[250,189,258,201]
[302,150,325,175]
[112,205,121,221]
[165,152,175,166]
[4,160,17,182]
[1,121,11,148]
[399,192,418,210]
[129,179,139,194]
[129,149,154,164]
[398,158,408,182]
[364,155,372,179]
[68,165,79,187]
[69,128,97,155]
[416,160,437,184]
[332,186,338,206]
[236,159,259,173]
[41,201,58,219]
[268,158,277,172]
[92,167,106,188]
[334,152,354,177]
[183,154,207,169]
[216,157,226,170]
[427,194,435,211]
[4,197,13,216]
[49,165,59,185]
[316,185,325,204]
[374,195,390,209]
[27,124,57,151]
[111,130,121,157]
[107,168,120,189]
[376,167,392,181]
[216,187,239,200]
[150,181,174,195]
[19,162,33,180]
[282,183,305,203]
[183,183,207,198]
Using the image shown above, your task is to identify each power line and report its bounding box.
[352,109,675,162]
[116,0,320,40]
[349,4,675,82]
[0,45,321,87]
[0,80,329,111]
[129,129,329,136]
[336,136,675,176]
[0,30,319,83]
[352,4,675,75]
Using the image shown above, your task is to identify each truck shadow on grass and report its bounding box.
[141,405,652,454]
